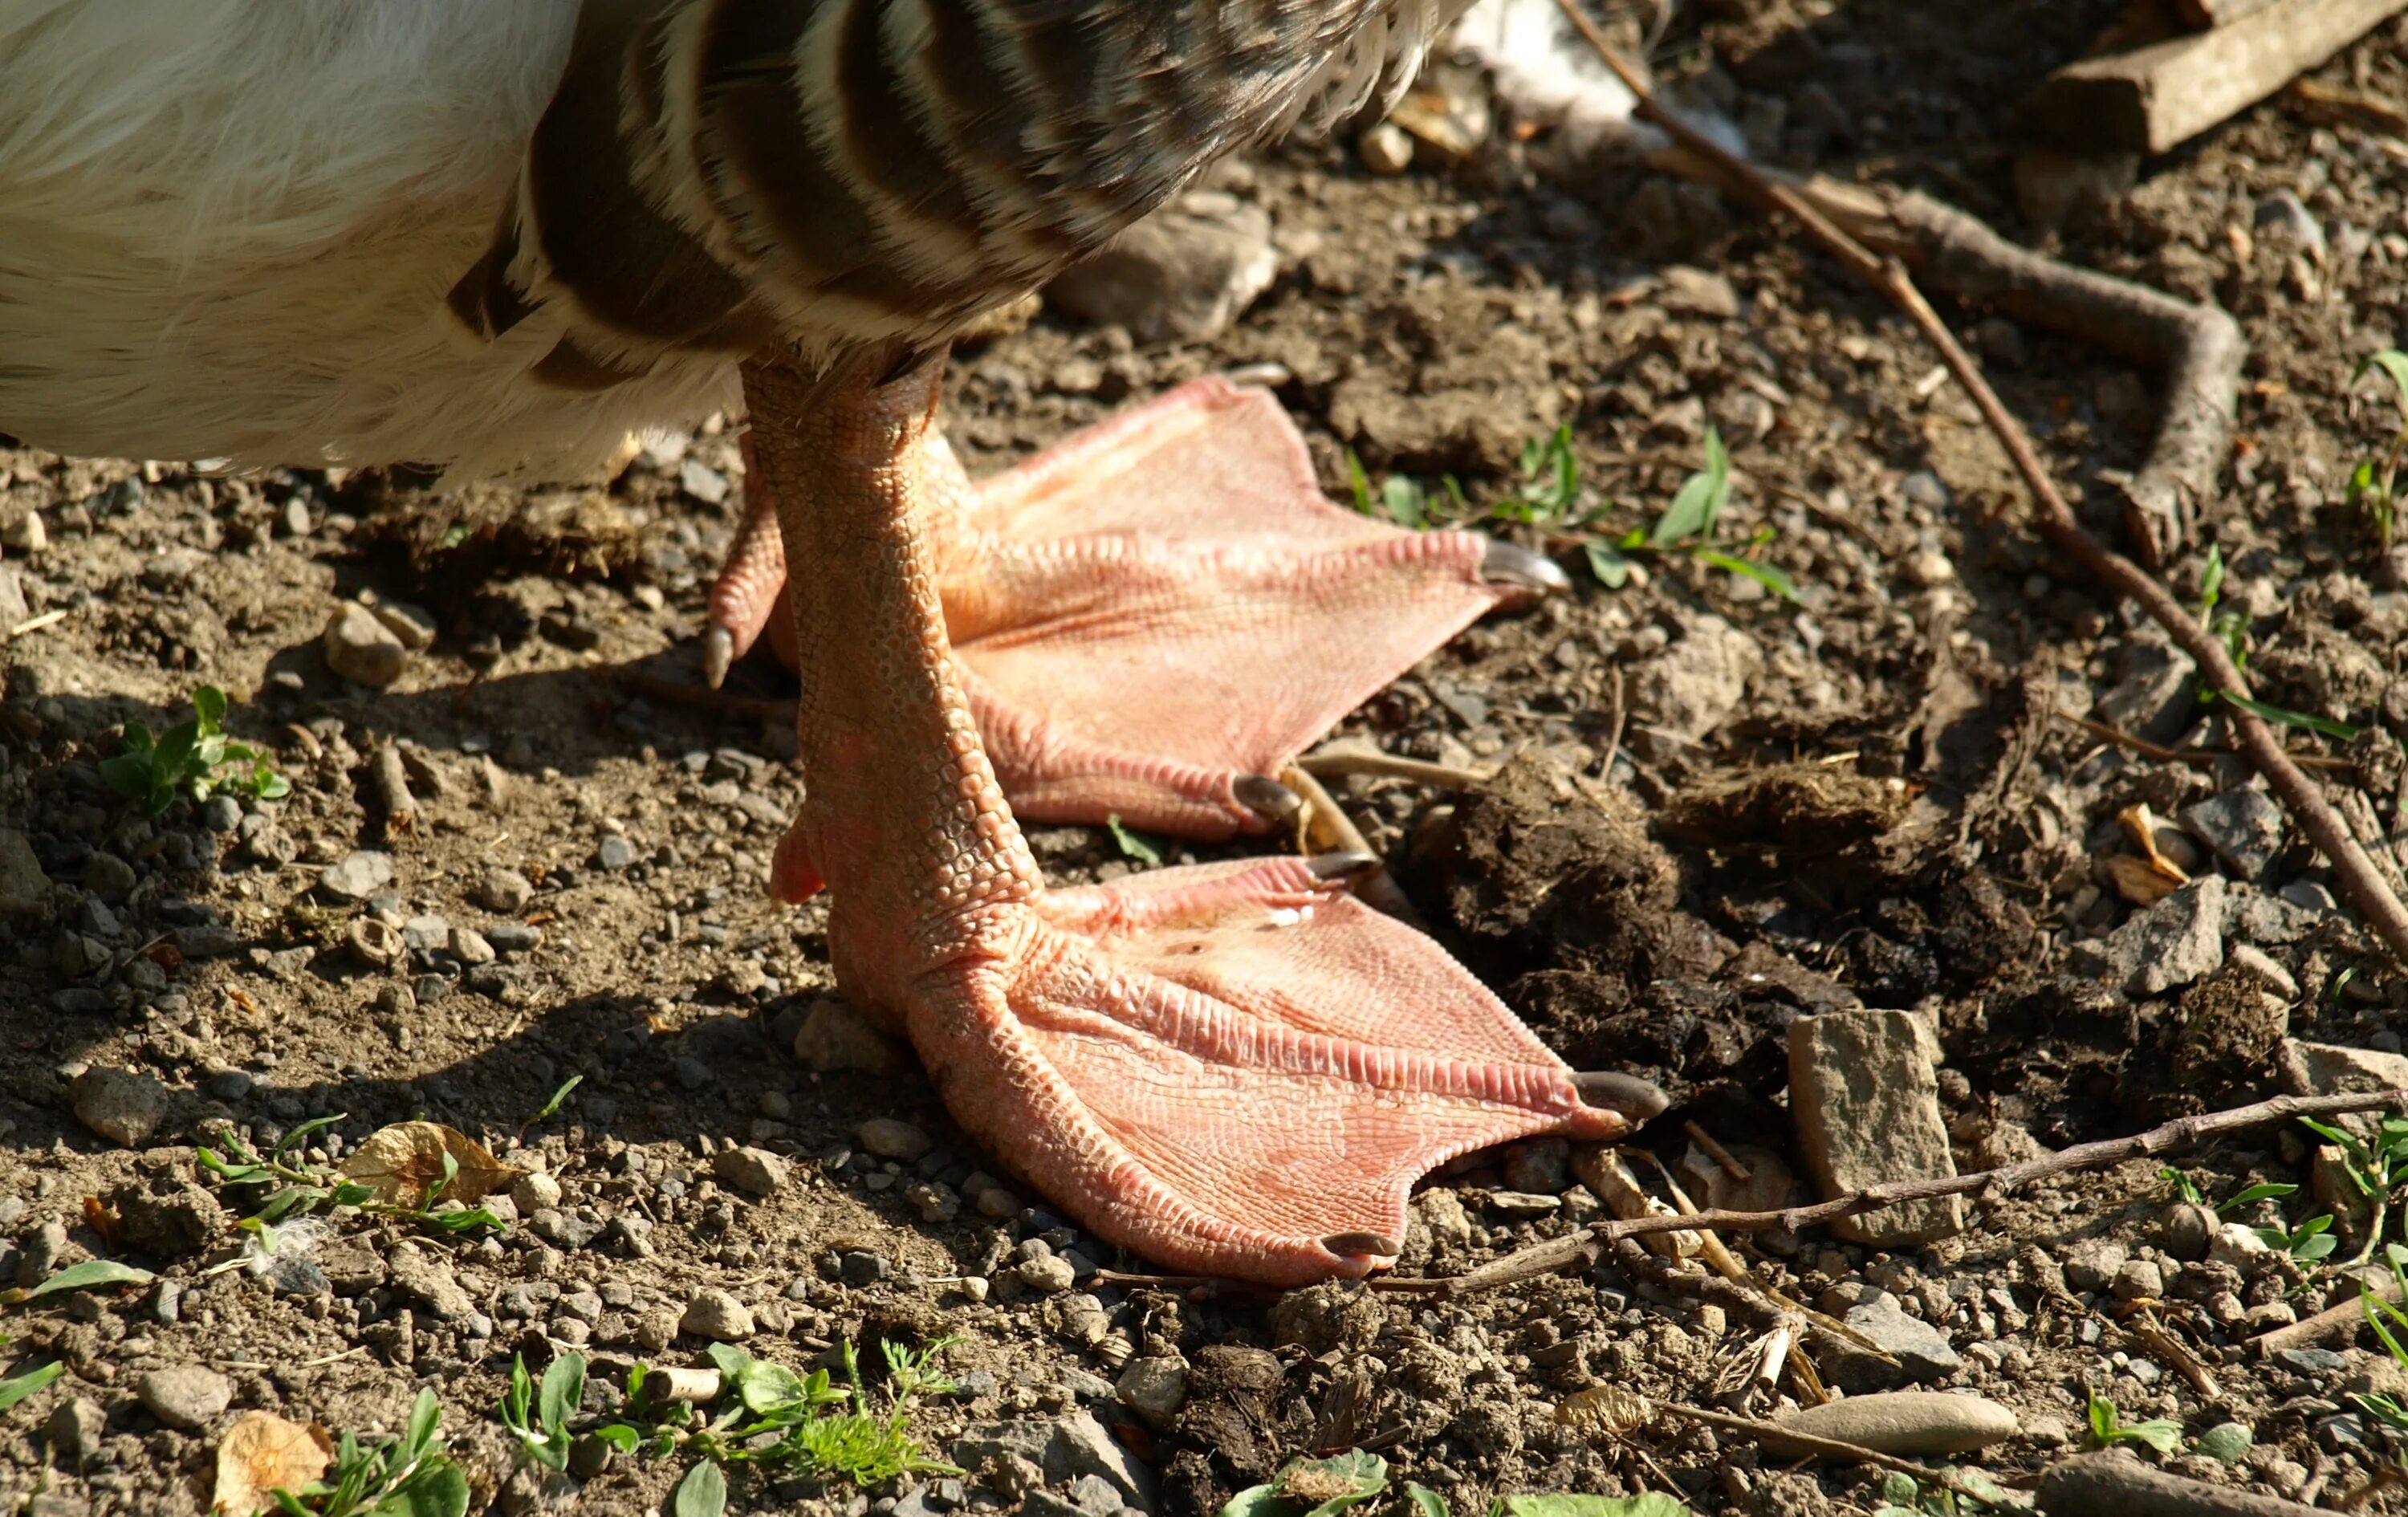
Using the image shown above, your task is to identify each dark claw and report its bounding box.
[1573,1070,1671,1121]
[1307,850,1381,881]
[703,625,735,690]
[1235,773,1304,824]
[1321,1231,1402,1258]
[1479,539,1572,596]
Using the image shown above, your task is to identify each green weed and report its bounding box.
[100,685,289,817]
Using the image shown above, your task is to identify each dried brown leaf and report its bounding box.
[1558,1385,1652,1439]
[338,1120,523,1208]
[214,1410,333,1515]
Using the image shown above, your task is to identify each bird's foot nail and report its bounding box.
[1574,1069,1671,1120]
[1235,774,1304,825]
[1307,850,1382,882]
[1321,1231,1402,1258]
[1479,539,1572,596]
[1222,361,1291,389]
[702,626,734,689]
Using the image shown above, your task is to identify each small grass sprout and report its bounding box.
[2346,348,2408,554]
[2084,1390,2183,1454]
[197,1118,513,1251]
[100,685,289,817]
[260,1389,470,1517]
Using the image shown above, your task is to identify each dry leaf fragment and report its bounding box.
[339,1121,524,1208]
[1558,1385,1652,1439]
[214,1410,334,1515]
[2108,802,2190,904]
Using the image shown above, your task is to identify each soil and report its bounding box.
[9,3,2408,1515]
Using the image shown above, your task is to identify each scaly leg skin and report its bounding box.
[746,347,1636,1286]
[710,376,1566,840]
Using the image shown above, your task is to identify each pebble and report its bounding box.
[2066,876,2227,998]
[323,603,407,687]
[449,926,495,966]
[840,1251,892,1287]
[1627,612,1763,746]
[474,866,536,913]
[1018,1255,1078,1294]
[1825,1295,1962,1392]
[2112,1259,2164,1302]
[46,1398,108,1464]
[594,835,637,871]
[1357,121,1415,175]
[2180,790,2286,881]
[1767,1391,2017,1457]
[1658,264,1740,319]
[0,828,52,921]
[318,850,395,903]
[794,998,894,1073]
[2,510,47,553]
[1047,190,1275,344]
[1788,1011,1962,1245]
[387,1243,476,1320]
[71,1066,171,1147]
[712,1147,790,1197]
[135,1366,231,1430]
[197,795,242,834]
[1115,1358,1189,1430]
[858,1118,933,1161]
[681,1288,755,1340]
[486,921,542,956]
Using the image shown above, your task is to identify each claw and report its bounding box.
[1573,1070,1670,1121]
[1321,1230,1402,1259]
[703,624,736,690]
[1479,539,1571,597]
[1235,773,1304,825]
[1307,850,1382,881]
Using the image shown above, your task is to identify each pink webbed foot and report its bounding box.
[706,378,1561,838]
[895,855,1630,1283]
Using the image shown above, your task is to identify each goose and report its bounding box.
[0,0,1653,1283]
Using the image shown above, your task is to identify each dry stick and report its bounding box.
[1378,1088,2408,1296]
[2251,1266,2404,1355]
[1553,0,2408,970]
[1641,1401,2015,1508]
[2039,1449,2324,1517]
[2059,706,2357,772]
[1281,762,1422,922]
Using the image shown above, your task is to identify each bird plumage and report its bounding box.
[0,0,1463,475]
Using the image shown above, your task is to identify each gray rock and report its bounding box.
[71,1066,170,1147]
[858,1118,933,1161]
[45,1397,108,1464]
[387,1242,475,1320]
[2067,876,2226,997]
[2062,1240,2129,1293]
[449,926,496,966]
[1065,1474,1125,1516]
[475,866,536,913]
[1788,1011,1962,1245]
[679,458,730,506]
[323,603,407,688]
[197,795,242,834]
[954,1411,1156,1509]
[2281,880,2338,913]
[0,828,52,921]
[371,600,439,651]
[1115,1357,1189,1430]
[794,998,894,1073]
[486,921,543,956]
[2224,889,2326,946]
[529,1208,600,1248]
[136,1366,231,1430]
[1767,1391,2016,1457]
[318,850,394,903]
[2113,1259,2164,1302]
[2254,189,2327,262]
[1047,190,1275,344]
[594,835,637,871]
[2180,790,2285,881]
[2094,632,2199,746]
[840,1251,891,1287]
[80,852,136,901]
[1628,612,1763,745]
[1018,1255,1078,1295]
[1824,1295,1961,1392]
[681,1288,755,1340]
[510,1172,563,1211]
[713,1147,790,1197]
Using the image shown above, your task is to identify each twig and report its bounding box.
[1379,1088,2408,1295]
[1554,0,2408,968]
[1684,1121,1751,1181]
[1638,1400,2020,1508]
[2129,1310,2223,1401]
[4,608,67,641]
[2252,1266,2403,1354]
[369,741,418,840]
[2039,1449,2324,1516]
[1297,741,1493,789]
[2059,707,2357,771]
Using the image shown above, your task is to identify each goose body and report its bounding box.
[0,0,1458,475]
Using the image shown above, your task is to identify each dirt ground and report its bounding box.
[9,2,2408,1514]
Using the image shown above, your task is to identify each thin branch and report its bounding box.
[1379,1088,2408,1296]
[1552,0,2408,967]
[1640,1400,2020,1509]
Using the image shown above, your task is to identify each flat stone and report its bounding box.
[1047,191,1275,344]
[857,1117,932,1161]
[70,1066,171,1148]
[680,1288,755,1340]
[1768,1391,2016,1457]
[135,1366,230,1430]
[317,850,395,903]
[1115,1357,1189,1430]
[1628,612,1763,744]
[0,828,52,921]
[1788,1011,1962,1246]
[793,998,895,1073]
[1820,1295,1962,1393]
[2225,888,2328,946]
[323,603,407,688]
[474,866,535,913]
[955,1412,1155,1509]
[2066,876,2226,997]
[1658,264,1740,319]
[371,600,438,651]
[2180,790,2286,881]
[486,921,543,956]
[386,1242,474,1320]
[2094,631,2198,746]
[712,1147,790,1198]
[594,835,637,871]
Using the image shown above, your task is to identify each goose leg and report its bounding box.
[746,346,1629,1285]
[708,376,1563,839]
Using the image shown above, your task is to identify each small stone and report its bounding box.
[318,850,395,903]
[1826,1295,1961,1390]
[46,1397,108,1464]
[1788,1011,1962,1245]
[71,1066,171,1147]
[713,1147,790,1197]
[449,926,495,966]
[2112,1259,2164,1301]
[793,998,894,1073]
[1628,612,1763,746]
[594,835,637,872]
[1115,1358,1189,1430]
[681,1288,755,1340]
[2067,876,2227,998]
[1658,264,1740,319]
[486,921,542,956]
[1018,1255,1077,1294]
[136,1366,231,1430]
[475,866,536,913]
[840,1251,892,1287]
[858,1118,933,1161]
[679,458,730,506]
[2180,790,2286,881]
[2,510,48,554]
[2254,189,2327,262]
[2276,1346,2348,1376]
[371,600,439,651]
[1767,1391,2017,1457]
[323,604,407,687]
[386,1242,475,1320]
[2161,1203,2215,1262]
[197,795,242,834]
[1047,191,1276,344]
[1357,121,1415,174]
[0,828,53,921]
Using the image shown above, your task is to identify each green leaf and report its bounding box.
[2294,1230,2339,1262]
[1651,427,1729,547]
[2158,1167,2205,1206]
[403,1387,441,1462]
[730,1357,812,1415]
[1105,814,1163,868]
[2194,1422,2253,1463]
[2,1259,156,1303]
[0,1360,66,1411]
[98,752,155,800]
[673,1458,729,1517]
[1345,452,1373,516]
[1218,1484,1286,1517]
[193,685,228,733]
[272,1112,348,1159]
[372,1461,470,1517]
[1405,1483,1450,1517]
[1279,1451,1388,1517]
[531,1076,582,1125]
[594,1424,641,1454]
[1502,1499,1690,1517]
[2215,692,2361,741]
[2119,1419,2185,1454]
[1382,475,1429,530]
[2215,1181,2297,1214]
[2199,543,2225,612]
[1692,548,1799,602]
[539,1353,586,1437]
[1584,541,1630,588]
[2355,349,2408,422]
